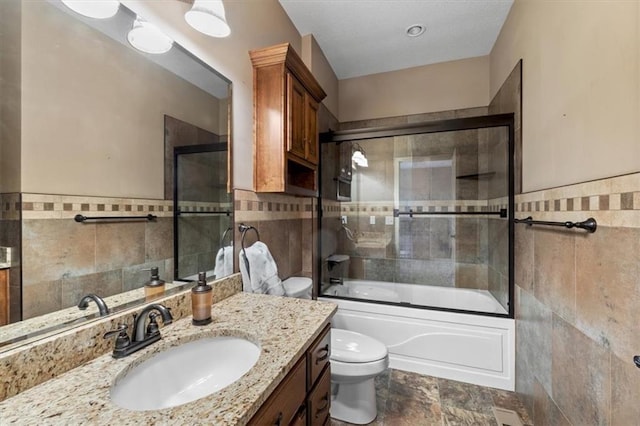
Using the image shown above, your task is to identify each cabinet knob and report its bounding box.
[274,411,283,426]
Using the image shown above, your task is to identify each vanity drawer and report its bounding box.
[249,357,306,426]
[307,325,331,389]
[307,364,331,426]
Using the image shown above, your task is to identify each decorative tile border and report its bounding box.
[176,201,232,213]
[515,173,640,228]
[0,193,21,221]
[341,200,502,216]
[21,193,174,220]
[234,189,314,221]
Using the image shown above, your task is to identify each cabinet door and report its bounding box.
[0,269,8,326]
[307,365,331,426]
[248,357,306,426]
[305,94,319,165]
[307,326,331,388]
[287,73,306,160]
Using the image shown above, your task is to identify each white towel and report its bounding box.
[213,245,233,279]
[238,241,285,296]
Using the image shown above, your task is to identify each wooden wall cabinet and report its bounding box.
[249,325,331,426]
[250,43,326,197]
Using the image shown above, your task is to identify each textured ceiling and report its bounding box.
[279,0,514,79]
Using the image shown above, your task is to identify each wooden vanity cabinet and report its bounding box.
[250,43,326,197]
[249,357,307,425]
[0,268,8,326]
[249,325,331,426]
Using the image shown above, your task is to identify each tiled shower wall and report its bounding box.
[513,173,640,424]
[20,194,173,319]
[324,107,514,298]
[175,202,232,280]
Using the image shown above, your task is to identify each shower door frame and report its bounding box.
[318,113,515,319]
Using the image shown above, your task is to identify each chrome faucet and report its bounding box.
[77,294,110,316]
[103,303,173,359]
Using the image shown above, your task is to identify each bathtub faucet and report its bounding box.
[329,277,343,285]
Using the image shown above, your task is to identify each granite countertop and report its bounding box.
[0,281,189,350]
[0,293,337,425]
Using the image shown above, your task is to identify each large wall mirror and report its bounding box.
[0,0,233,349]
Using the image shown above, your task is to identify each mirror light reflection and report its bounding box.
[0,0,233,349]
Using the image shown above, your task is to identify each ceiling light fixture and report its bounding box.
[61,0,120,19]
[406,24,426,37]
[185,0,231,38]
[352,144,369,168]
[127,16,173,55]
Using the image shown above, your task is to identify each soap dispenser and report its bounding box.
[144,267,165,300]
[191,272,212,326]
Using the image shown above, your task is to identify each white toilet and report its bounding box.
[330,328,389,424]
[281,277,312,299]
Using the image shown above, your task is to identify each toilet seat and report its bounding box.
[331,329,388,363]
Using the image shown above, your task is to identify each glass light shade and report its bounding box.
[352,150,368,167]
[185,0,231,38]
[127,17,173,55]
[61,0,120,19]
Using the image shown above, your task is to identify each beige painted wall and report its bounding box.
[21,2,220,199]
[0,0,21,193]
[302,34,339,118]
[338,56,490,123]
[125,0,304,191]
[491,0,640,192]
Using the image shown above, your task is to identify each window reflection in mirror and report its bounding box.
[0,0,232,349]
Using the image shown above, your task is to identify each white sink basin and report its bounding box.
[110,336,260,411]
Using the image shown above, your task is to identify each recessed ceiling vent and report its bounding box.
[405,24,426,37]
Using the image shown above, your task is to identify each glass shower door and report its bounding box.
[319,115,514,317]
[174,143,232,281]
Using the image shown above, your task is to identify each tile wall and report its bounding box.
[320,107,516,303]
[20,193,174,319]
[233,189,316,286]
[512,173,640,424]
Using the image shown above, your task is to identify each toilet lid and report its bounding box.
[331,329,388,363]
[282,277,312,294]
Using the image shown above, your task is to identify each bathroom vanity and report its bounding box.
[249,324,331,425]
[0,292,336,424]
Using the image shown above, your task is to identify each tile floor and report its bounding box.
[331,369,532,426]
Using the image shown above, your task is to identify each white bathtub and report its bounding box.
[323,279,507,314]
[320,279,515,391]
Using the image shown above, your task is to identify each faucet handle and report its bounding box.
[104,323,127,338]
[104,323,131,351]
[146,312,160,337]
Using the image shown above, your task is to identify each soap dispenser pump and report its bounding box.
[144,267,166,300]
[191,272,212,326]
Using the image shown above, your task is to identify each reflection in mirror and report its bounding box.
[0,0,232,350]
[172,140,233,281]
